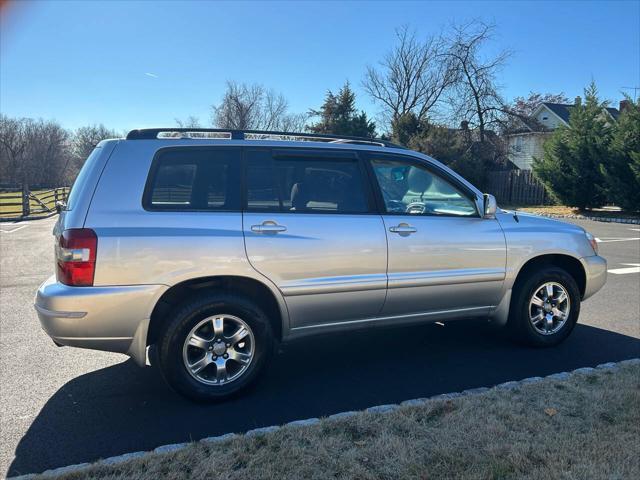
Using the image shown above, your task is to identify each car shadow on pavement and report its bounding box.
[7,320,640,477]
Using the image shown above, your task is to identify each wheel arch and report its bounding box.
[485,253,587,328]
[513,253,587,299]
[146,275,286,348]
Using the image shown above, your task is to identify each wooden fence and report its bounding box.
[0,185,70,221]
[486,170,551,206]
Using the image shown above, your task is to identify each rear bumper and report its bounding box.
[34,275,167,366]
[581,255,607,300]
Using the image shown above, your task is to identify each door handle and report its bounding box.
[251,221,287,233]
[389,223,417,234]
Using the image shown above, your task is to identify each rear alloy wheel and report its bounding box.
[182,314,255,386]
[158,293,273,402]
[509,267,580,347]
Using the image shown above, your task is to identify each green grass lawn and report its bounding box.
[0,189,68,218]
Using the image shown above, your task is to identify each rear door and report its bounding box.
[242,148,387,330]
[366,153,507,319]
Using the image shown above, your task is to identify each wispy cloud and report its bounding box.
[145,72,158,78]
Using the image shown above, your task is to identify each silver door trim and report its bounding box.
[280,273,388,296]
[290,305,494,331]
[387,268,505,289]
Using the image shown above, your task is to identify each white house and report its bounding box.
[507,99,623,170]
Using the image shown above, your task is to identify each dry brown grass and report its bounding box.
[510,205,640,220]
[51,364,640,480]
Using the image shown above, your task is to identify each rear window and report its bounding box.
[143,148,240,210]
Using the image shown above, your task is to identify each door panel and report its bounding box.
[382,215,506,315]
[368,154,507,317]
[243,213,387,327]
[242,148,387,329]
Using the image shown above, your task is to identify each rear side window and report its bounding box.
[144,148,240,211]
[66,147,102,211]
[245,149,370,214]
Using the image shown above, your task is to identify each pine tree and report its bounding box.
[308,82,376,138]
[601,96,640,211]
[533,82,610,210]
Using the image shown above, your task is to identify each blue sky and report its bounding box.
[1,0,639,132]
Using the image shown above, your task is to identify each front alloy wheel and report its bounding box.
[528,282,571,335]
[509,266,580,347]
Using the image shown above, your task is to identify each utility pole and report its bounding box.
[621,86,639,101]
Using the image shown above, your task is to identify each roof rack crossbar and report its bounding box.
[125,128,405,149]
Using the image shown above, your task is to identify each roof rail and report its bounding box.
[125,128,405,149]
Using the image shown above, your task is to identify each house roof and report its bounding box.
[605,107,620,121]
[542,103,573,123]
[538,102,621,125]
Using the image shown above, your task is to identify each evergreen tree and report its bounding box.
[308,83,376,138]
[601,96,640,211]
[408,124,495,190]
[533,82,610,210]
[391,112,422,146]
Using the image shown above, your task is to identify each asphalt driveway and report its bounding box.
[1,216,639,477]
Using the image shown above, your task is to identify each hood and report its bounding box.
[496,208,585,234]
[495,208,596,259]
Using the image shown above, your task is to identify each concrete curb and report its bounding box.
[522,212,640,225]
[9,357,639,480]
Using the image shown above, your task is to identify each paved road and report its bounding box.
[1,216,639,477]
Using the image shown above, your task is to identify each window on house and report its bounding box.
[514,137,523,152]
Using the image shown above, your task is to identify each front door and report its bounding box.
[367,154,507,319]
[242,148,388,330]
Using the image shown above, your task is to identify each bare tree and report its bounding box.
[175,116,202,128]
[0,115,28,184]
[363,26,456,128]
[0,115,71,186]
[445,21,511,142]
[1,117,120,186]
[72,124,117,161]
[67,124,118,180]
[211,81,307,131]
[30,120,72,185]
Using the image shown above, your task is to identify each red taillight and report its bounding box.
[56,229,98,286]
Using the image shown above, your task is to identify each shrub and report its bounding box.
[601,97,640,212]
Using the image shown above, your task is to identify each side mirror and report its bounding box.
[55,200,67,214]
[483,193,497,219]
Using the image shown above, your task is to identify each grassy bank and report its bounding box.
[48,363,639,480]
[510,205,640,220]
[0,189,67,218]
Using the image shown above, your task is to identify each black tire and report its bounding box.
[157,292,274,402]
[508,266,580,347]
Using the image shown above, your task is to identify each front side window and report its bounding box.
[246,150,369,214]
[370,158,477,217]
[144,148,240,210]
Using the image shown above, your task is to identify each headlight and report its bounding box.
[585,231,598,255]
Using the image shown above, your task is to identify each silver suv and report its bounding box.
[35,129,607,401]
